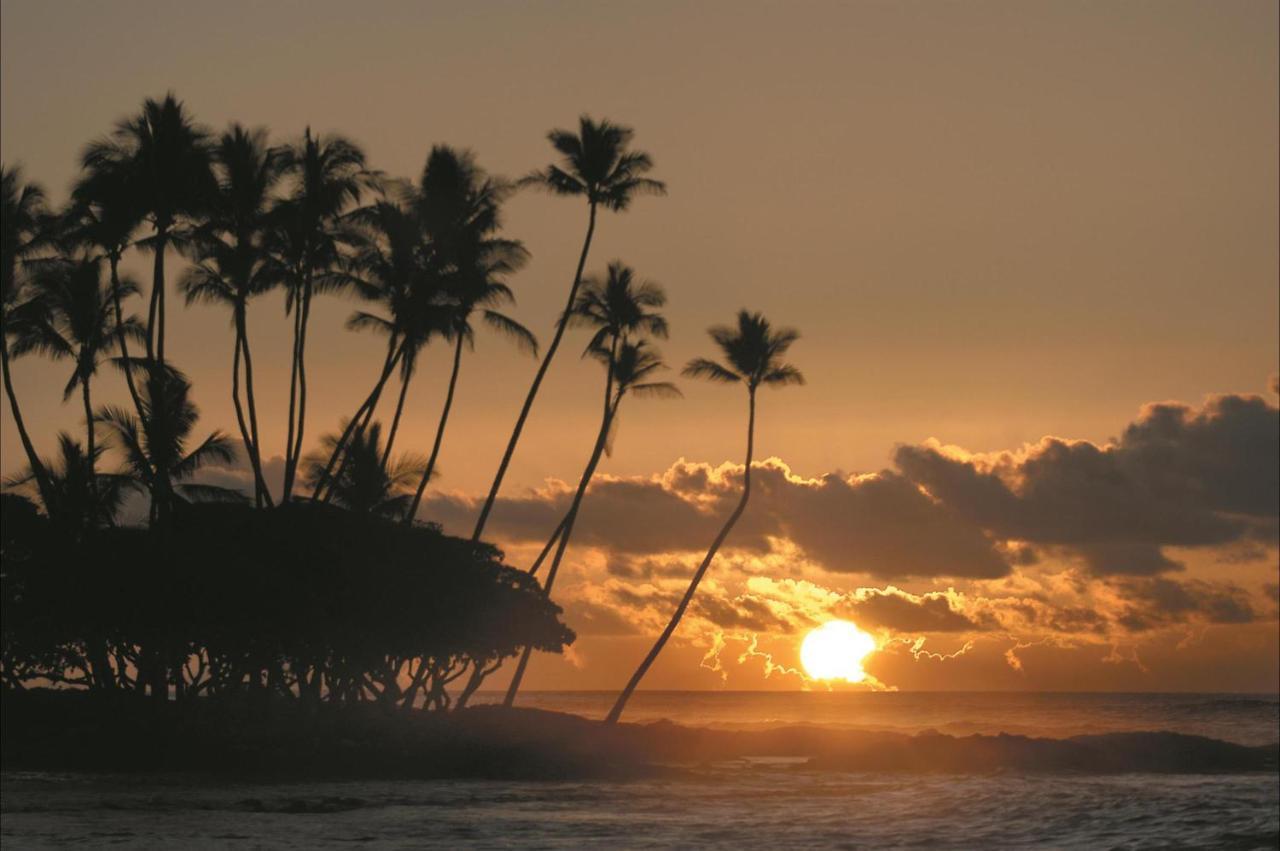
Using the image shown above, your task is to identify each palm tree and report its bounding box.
[526,261,669,562]
[182,124,287,507]
[11,256,145,493]
[605,311,803,724]
[4,433,132,535]
[308,198,445,504]
[81,93,214,369]
[66,159,146,421]
[268,129,371,502]
[0,165,56,510]
[303,421,424,518]
[505,339,679,705]
[98,366,245,524]
[471,117,665,541]
[402,242,537,523]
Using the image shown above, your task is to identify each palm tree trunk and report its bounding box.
[108,255,146,424]
[504,394,617,706]
[404,333,464,524]
[229,315,267,508]
[379,367,412,472]
[313,337,403,503]
[81,375,97,503]
[472,201,597,541]
[528,513,568,578]
[150,225,168,368]
[282,278,313,501]
[604,389,756,725]
[238,306,272,507]
[0,337,54,511]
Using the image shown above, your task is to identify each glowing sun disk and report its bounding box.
[800,620,876,682]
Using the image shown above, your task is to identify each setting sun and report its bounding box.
[800,620,877,682]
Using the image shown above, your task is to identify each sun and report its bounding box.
[800,620,877,682]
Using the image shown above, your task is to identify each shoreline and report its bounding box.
[4,690,1276,781]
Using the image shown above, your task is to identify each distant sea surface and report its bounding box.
[4,691,1278,850]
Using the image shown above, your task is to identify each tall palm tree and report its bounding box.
[66,160,146,421]
[98,366,245,525]
[182,124,287,507]
[4,433,132,535]
[526,261,669,562]
[268,129,371,502]
[605,311,803,724]
[505,339,679,705]
[0,166,56,510]
[303,421,424,518]
[402,242,537,523]
[11,257,145,492]
[81,93,214,369]
[309,199,445,504]
[471,117,665,541]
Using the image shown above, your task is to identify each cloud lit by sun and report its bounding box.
[800,620,877,683]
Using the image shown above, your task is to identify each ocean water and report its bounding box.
[3,692,1278,850]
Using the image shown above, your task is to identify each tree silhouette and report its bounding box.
[4,433,131,536]
[605,311,802,724]
[0,166,57,511]
[97,366,245,524]
[181,124,287,507]
[81,93,214,370]
[402,146,537,522]
[304,421,425,518]
[11,256,145,496]
[505,338,679,705]
[268,129,372,502]
[471,117,665,541]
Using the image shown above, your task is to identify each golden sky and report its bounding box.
[2,0,1277,691]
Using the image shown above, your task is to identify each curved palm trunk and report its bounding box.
[230,314,269,508]
[107,255,146,423]
[148,224,168,367]
[379,366,412,472]
[405,333,464,524]
[1,338,54,511]
[472,202,597,541]
[282,297,303,502]
[313,338,403,504]
[605,389,756,725]
[238,307,272,507]
[504,393,617,706]
[81,375,97,502]
[528,513,568,578]
[282,278,314,501]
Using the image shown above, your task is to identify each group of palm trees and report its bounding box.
[1,94,803,722]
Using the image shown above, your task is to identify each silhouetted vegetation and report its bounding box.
[1,497,572,710]
[2,92,809,738]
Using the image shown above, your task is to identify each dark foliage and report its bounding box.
[1,500,573,710]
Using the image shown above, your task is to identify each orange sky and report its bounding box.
[2,0,1277,692]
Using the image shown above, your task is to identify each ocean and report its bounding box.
[3,691,1277,849]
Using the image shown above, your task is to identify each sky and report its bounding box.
[2,0,1277,693]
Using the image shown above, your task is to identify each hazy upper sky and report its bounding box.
[2,0,1277,692]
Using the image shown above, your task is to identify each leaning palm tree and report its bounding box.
[402,241,537,523]
[471,117,665,541]
[268,128,372,502]
[505,339,680,705]
[81,93,214,369]
[605,311,803,724]
[0,165,56,510]
[308,198,448,504]
[98,366,245,525]
[11,257,145,492]
[181,124,287,506]
[4,433,133,536]
[303,421,424,519]
[524,261,670,566]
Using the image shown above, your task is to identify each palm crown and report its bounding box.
[521,116,666,211]
[683,310,805,392]
[572,261,668,354]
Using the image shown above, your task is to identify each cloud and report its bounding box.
[893,392,1279,576]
